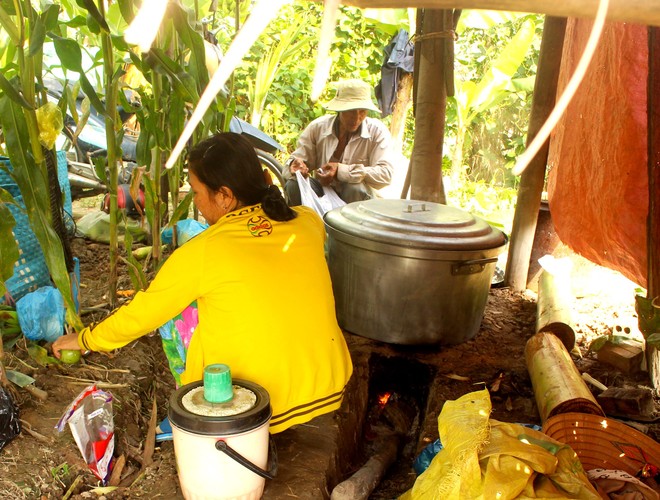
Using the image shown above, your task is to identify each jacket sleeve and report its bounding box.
[79,243,204,352]
[283,123,322,181]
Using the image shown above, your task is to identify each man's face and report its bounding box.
[338,109,368,133]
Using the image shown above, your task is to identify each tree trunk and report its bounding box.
[409,9,453,203]
[505,17,567,292]
[389,72,414,154]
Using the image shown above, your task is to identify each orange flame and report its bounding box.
[378,392,392,407]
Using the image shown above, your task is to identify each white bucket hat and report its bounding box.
[323,79,381,113]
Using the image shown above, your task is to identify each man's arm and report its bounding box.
[283,120,324,180]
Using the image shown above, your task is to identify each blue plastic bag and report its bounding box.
[161,219,208,247]
[16,286,65,342]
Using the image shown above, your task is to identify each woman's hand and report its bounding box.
[52,333,83,359]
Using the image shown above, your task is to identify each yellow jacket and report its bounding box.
[79,205,353,433]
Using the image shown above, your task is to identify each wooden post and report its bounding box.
[646,26,660,389]
[505,17,567,291]
[525,332,604,423]
[409,9,453,204]
[339,0,660,28]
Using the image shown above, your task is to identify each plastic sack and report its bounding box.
[161,219,208,247]
[76,210,149,243]
[56,385,115,484]
[0,385,21,453]
[412,424,542,476]
[400,389,600,500]
[16,286,65,342]
[295,171,346,217]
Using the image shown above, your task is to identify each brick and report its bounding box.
[596,387,655,418]
[597,340,644,375]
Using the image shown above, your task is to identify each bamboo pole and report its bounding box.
[536,269,575,350]
[339,0,660,28]
[505,17,567,292]
[525,332,604,423]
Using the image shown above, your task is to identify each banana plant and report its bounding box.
[0,0,83,332]
[248,22,309,128]
[449,13,537,182]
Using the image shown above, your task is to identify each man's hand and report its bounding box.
[316,163,338,186]
[52,332,83,359]
[287,157,309,177]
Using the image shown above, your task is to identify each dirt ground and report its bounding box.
[0,213,657,499]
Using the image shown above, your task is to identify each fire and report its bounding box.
[378,392,392,407]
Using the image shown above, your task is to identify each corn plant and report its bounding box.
[0,0,83,332]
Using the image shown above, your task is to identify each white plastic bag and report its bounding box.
[295,171,346,217]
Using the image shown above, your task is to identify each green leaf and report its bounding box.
[588,335,609,352]
[77,0,110,32]
[168,191,193,227]
[27,344,60,366]
[636,294,660,338]
[117,0,135,24]
[0,73,33,109]
[50,34,84,72]
[86,12,101,35]
[28,16,47,57]
[0,194,19,288]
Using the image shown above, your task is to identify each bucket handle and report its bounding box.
[215,439,275,480]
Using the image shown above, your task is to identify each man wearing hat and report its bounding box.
[283,79,395,205]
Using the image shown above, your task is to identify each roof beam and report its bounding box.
[339,1,660,28]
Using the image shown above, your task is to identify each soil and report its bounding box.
[1,207,658,499]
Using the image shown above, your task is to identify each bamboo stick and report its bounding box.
[525,332,603,423]
[536,269,575,350]
[339,0,660,28]
[505,17,567,292]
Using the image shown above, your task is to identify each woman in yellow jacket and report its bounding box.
[53,132,353,434]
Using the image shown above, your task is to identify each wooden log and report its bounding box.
[331,398,415,500]
[536,269,575,350]
[338,0,660,28]
[525,332,604,423]
[330,428,401,500]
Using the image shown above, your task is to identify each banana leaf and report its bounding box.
[0,94,83,331]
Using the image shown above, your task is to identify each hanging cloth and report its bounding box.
[375,29,415,117]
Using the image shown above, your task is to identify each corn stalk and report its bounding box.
[0,0,82,332]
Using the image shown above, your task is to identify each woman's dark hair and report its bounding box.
[187,132,296,221]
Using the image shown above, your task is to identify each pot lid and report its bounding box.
[169,379,271,436]
[324,199,507,251]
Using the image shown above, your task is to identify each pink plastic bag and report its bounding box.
[56,385,114,484]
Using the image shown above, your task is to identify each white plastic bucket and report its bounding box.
[169,379,272,500]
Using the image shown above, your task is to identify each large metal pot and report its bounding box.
[324,199,507,345]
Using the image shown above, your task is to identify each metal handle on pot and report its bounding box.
[451,257,499,275]
[215,439,275,480]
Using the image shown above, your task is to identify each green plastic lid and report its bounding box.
[203,364,233,403]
